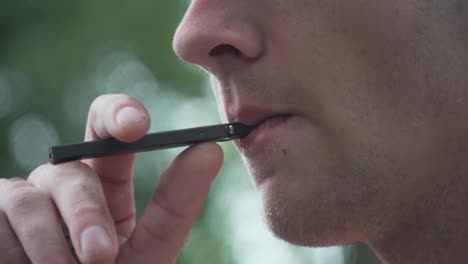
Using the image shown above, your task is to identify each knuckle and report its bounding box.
[72,201,107,220]
[5,182,47,213]
[152,192,187,222]
[139,217,174,244]
[67,172,100,194]
[20,220,46,239]
[63,177,105,219]
[68,179,104,208]
[28,163,52,182]
[138,197,189,248]
[56,161,95,177]
[0,177,24,188]
[29,162,95,188]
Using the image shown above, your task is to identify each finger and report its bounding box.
[0,210,31,263]
[84,94,150,238]
[118,143,223,264]
[85,94,150,143]
[29,162,119,264]
[0,179,77,264]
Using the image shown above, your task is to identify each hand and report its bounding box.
[0,94,224,264]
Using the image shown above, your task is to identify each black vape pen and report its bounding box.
[49,123,254,164]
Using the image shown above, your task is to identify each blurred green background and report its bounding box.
[0,1,380,263]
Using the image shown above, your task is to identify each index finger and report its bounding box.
[84,94,150,239]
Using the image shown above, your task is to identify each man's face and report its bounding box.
[173,0,467,246]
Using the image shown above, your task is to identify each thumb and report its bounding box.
[117,142,223,264]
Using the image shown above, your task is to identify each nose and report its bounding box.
[172,1,265,73]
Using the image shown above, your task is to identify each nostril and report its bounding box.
[209,44,242,57]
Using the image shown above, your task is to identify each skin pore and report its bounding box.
[173,0,468,263]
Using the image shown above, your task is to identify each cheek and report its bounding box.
[327,86,459,205]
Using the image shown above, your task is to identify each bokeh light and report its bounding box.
[8,113,60,171]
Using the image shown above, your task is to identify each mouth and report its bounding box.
[227,105,294,153]
[239,114,292,150]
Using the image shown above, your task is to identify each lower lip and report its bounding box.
[237,115,292,153]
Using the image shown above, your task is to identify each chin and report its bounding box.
[261,193,341,247]
[239,123,374,247]
[255,169,361,248]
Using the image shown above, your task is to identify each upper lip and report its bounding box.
[227,104,290,126]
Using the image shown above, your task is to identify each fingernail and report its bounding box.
[80,225,112,257]
[116,106,146,127]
